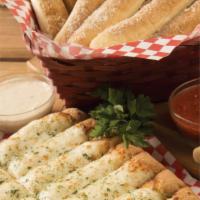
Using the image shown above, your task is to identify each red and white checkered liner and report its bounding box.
[0,133,199,196]
[2,0,200,61]
[146,137,200,196]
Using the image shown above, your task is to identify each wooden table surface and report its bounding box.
[0,6,199,179]
[0,6,32,60]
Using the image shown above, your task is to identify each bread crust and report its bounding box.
[62,108,87,122]
[170,187,199,200]
[90,0,196,48]
[142,169,185,198]
[114,144,143,159]
[31,0,68,38]
[128,152,165,174]
[54,0,105,44]
[68,0,146,47]
[159,0,200,36]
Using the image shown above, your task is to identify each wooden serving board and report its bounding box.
[0,6,32,60]
[0,6,199,179]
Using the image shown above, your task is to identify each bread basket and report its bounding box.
[3,0,200,108]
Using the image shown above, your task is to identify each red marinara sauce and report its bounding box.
[170,81,200,138]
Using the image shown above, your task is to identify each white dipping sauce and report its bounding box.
[0,75,55,133]
[0,78,52,115]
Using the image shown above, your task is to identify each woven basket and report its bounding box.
[39,44,199,109]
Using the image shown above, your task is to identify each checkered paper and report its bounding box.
[146,137,200,197]
[2,0,200,61]
[0,133,199,197]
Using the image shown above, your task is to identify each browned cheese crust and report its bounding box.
[170,187,200,200]
[143,169,185,198]
[128,152,165,174]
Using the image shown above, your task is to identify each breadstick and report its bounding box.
[8,119,95,178]
[54,0,105,44]
[63,0,77,12]
[68,0,146,47]
[38,144,142,199]
[19,137,120,194]
[90,0,196,48]
[168,187,199,200]
[0,108,86,168]
[193,146,200,164]
[115,169,185,200]
[65,152,164,200]
[159,0,200,36]
[114,189,163,200]
[31,0,68,38]
[142,170,185,198]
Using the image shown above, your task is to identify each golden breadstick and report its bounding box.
[55,0,105,44]
[31,0,68,38]
[142,170,185,198]
[159,0,200,36]
[90,0,196,48]
[115,169,185,200]
[68,0,146,47]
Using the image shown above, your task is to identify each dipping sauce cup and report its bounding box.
[169,78,200,138]
[0,74,55,133]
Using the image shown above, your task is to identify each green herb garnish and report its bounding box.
[89,87,155,147]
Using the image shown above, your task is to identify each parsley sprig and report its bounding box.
[89,87,155,147]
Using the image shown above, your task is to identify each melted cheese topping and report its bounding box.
[0,109,194,200]
[0,169,12,186]
[0,169,34,200]
[0,181,34,200]
[116,188,164,200]
[19,139,116,194]
[65,160,157,200]
[0,112,73,167]
[38,145,139,200]
[8,124,89,178]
